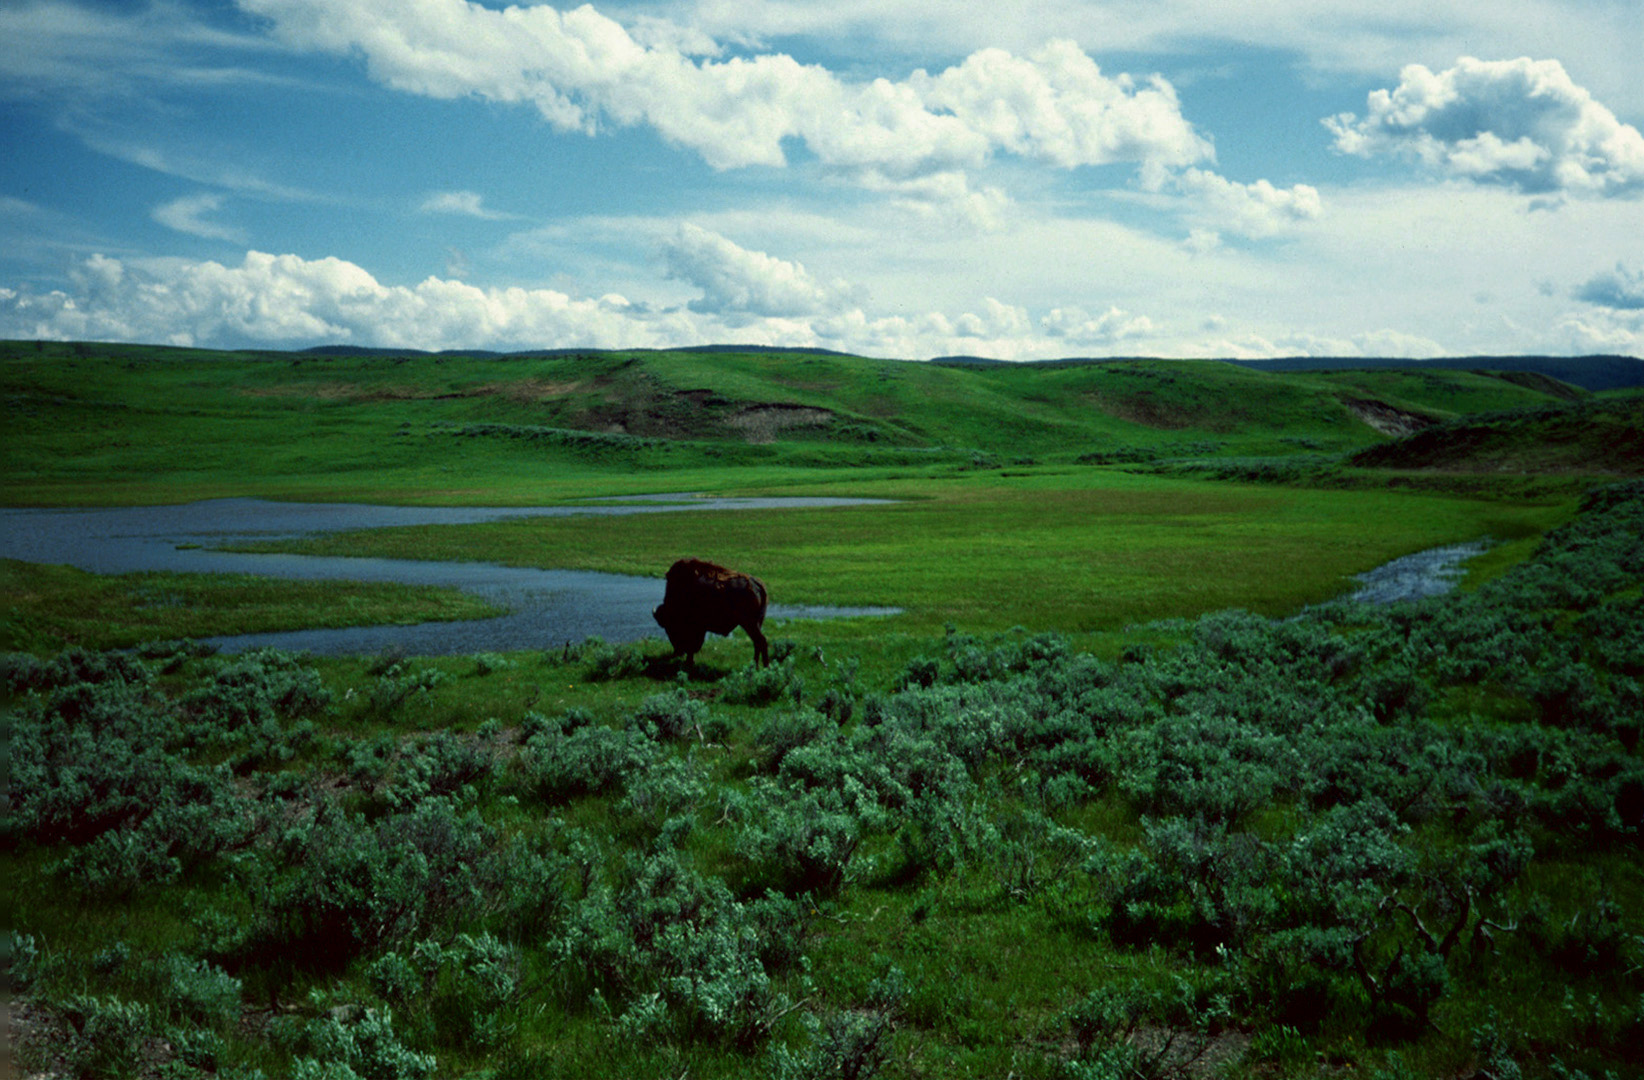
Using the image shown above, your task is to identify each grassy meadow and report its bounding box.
[4,340,1644,1080]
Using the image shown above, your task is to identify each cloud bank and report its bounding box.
[1327,57,1644,198]
[8,235,1640,361]
[238,0,1212,184]
[0,245,1167,359]
[0,251,653,350]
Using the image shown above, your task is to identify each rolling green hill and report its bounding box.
[1348,395,1644,475]
[1223,353,1644,392]
[0,340,1607,505]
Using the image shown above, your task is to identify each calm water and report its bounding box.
[0,497,1480,654]
[1344,540,1489,605]
[0,496,899,654]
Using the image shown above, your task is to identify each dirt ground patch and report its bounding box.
[726,404,835,443]
[477,379,582,401]
[1343,397,1435,437]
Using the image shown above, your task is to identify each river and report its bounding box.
[0,497,1485,655]
[0,496,900,655]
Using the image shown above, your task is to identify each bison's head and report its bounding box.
[653,602,705,656]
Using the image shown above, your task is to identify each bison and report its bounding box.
[653,558,770,667]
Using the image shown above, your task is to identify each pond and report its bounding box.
[0,496,900,655]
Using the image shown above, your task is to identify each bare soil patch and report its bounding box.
[725,404,835,443]
[1343,397,1435,437]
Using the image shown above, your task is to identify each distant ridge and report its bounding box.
[300,343,861,360]
[295,344,1642,392]
[933,354,1644,392]
[299,345,433,357]
[1226,355,1643,393]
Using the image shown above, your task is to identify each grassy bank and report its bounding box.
[0,560,503,653]
[223,470,1569,634]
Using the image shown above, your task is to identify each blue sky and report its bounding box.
[2,0,1641,359]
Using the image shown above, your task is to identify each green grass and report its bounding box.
[5,340,1641,1080]
[0,560,502,652]
[0,340,1597,506]
[1349,393,1644,474]
[224,470,1568,635]
[10,492,1643,1077]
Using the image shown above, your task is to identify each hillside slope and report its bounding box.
[1224,354,1644,391]
[0,340,1613,503]
[1348,394,1644,475]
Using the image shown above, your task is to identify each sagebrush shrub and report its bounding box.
[552,849,784,1044]
[368,662,446,717]
[519,723,657,803]
[182,649,331,730]
[470,652,514,676]
[580,637,650,681]
[384,731,496,810]
[733,776,887,896]
[372,933,521,1050]
[617,754,708,841]
[229,796,496,967]
[53,994,153,1080]
[629,688,710,740]
[293,1006,436,1080]
[719,659,803,706]
[152,952,242,1028]
[752,709,833,775]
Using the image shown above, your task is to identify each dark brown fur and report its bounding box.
[653,558,770,667]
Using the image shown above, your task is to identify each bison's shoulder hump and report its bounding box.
[667,557,727,582]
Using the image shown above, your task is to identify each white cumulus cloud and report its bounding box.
[237,0,1212,184]
[908,41,1209,175]
[0,246,1171,361]
[851,169,1012,231]
[1208,327,1450,360]
[1171,168,1323,238]
[1041,305,1154,345]
[662,224,853,317]
[1326,56,1644,199]
[1551,308,1644,353]
[0,250,665,350]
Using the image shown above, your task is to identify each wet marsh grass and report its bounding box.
[0,560,503,653]
[224,471,1570,634]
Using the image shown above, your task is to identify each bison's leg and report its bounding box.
[746,622,769,668]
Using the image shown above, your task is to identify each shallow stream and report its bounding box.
[0,496,898,655]
[0,498,1486,655]
[1343,540,1489,605]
